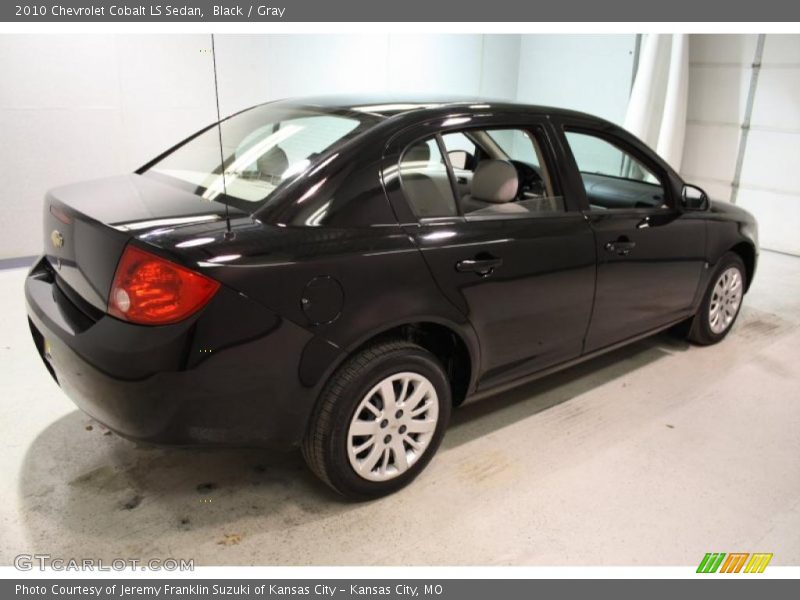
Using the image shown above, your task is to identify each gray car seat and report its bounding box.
[401,142,458,217]
[257,146,289,184]
[461,159,526,214]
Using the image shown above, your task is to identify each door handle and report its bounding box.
[456,256,503,277]
[604,237,636,256]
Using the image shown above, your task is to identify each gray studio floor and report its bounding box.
[1,250,798,566]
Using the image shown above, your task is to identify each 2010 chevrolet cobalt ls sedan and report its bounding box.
[25,95,758,499]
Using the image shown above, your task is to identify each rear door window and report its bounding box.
[452,128,563,217]
[398,126,567,221]
[398,138,459,218]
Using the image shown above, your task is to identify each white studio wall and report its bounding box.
[681,35,758,204]
[681,34,800,256]
[0,34,219,259]
[515,34,637,124]
[737,35,800,256]
[213,34,521,117]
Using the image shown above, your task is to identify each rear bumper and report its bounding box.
[24,257,339,449]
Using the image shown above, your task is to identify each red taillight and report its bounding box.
[108,245,220,325]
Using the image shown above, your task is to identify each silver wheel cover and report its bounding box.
[709,266,743,334]
[347,372,439,482]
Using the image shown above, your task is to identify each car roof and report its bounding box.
[271,93,599,121]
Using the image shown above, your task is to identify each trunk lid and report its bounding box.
[43,174,232,312]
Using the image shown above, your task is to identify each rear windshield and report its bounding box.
[142,103,379,212]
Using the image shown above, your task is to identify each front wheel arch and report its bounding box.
[729,241,756,293]
[687,251,746,345]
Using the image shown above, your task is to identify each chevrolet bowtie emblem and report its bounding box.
[51,230,64,249]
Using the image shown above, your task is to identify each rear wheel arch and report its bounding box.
[323,320,477,408]
[394,322,473,407]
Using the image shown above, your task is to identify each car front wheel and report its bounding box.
[302,340,451,500]
[687,251,747,345]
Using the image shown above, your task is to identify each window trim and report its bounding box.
[435,133,465,217]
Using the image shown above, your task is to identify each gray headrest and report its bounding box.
[405,142,431,163]
[257,146,289,179]
[471,160,518,203]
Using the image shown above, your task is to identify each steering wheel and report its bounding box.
[510,160,546,199]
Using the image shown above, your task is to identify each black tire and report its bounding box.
[302,340,451,500]
[687,252,747,346]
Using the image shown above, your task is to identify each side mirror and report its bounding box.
[681,184,709,211]
[447,150,473,171]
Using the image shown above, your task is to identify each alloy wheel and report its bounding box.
[347,372,439,482]
[709,266,743,334]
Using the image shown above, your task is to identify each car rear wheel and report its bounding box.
[687,252,746,345]
[302,340,451,500]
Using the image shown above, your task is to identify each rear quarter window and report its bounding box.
[143,104,379,213]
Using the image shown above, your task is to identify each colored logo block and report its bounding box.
[697,552,773,573]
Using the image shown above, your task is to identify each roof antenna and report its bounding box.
[210,34,234,241]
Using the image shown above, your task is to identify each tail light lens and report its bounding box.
[108,245,220,325]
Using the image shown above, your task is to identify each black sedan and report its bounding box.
[25,95,758,499]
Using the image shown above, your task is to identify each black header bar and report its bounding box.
[3,0,800,22]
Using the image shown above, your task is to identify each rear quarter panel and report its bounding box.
[142,218,480,397]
